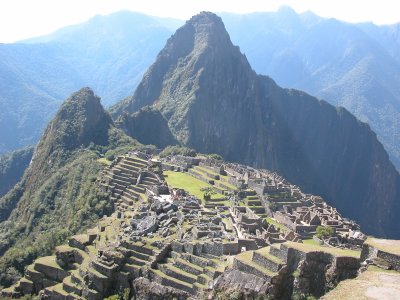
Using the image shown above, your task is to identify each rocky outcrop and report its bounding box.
[113,12,400,238]
[132,277,189,300]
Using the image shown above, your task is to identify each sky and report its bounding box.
[0,0,399,43]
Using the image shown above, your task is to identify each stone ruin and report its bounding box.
[0,152,378,300]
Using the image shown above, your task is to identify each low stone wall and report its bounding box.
[361,242,400,271]
[160,276,194,294]
[282,244,360,298]
[203,242,224,256]
[165,268,197,284]
[151,244,171,268]
[253,252,281,272]
[34,263,69,282]
[182,253,210,268]
[174,260,202,275]
[233,258,273,280]
[237,239,258,251]
[92,260,117,277]
[171,241,184,253]
[223,242,239,255]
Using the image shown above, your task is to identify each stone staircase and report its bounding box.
[150,250,224,296]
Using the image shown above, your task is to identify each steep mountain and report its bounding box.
[4,8,400,173]
[0,88,139,287]
[0,11,179,155]
[114,12,400,239]
[220,8,400,170]
[116,106,178,148]
[0,147,33,198]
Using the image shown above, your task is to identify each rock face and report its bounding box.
[212,270,272,299]
[112,12,400,238]
[116,106,178,148]
[132,277,189,300]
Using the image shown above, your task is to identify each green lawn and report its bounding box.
[365,238,400,256]
[164,171,224,201]
[303,238,321,246]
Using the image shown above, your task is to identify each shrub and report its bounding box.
[159,145,196,157]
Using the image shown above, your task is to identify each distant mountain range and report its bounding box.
[1,9,400,172]
[0,12,179,154]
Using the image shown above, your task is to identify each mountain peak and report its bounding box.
[49,87,113,151]
[187,11,224,27]
[185,11,231,47]
[110,11,249,116]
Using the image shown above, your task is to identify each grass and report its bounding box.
[367,265,399,274]
[303,238,321,246]
[97,157,112,166]
[194,166,220,176]
[255,247,284,264]
[365,238,400,256]
[50,283,69,295]
[164,171,223,201]
[35,256,62,269]
[284,241,361,258]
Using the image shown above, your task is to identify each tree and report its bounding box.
[316,226,334,239]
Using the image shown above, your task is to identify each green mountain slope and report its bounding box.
[0,88,139,288]
[0,147,33,198]
[114,12,400,239]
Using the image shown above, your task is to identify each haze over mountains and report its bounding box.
[1,8,400,174]
[0,12,179,154]
[221,7,400,169]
